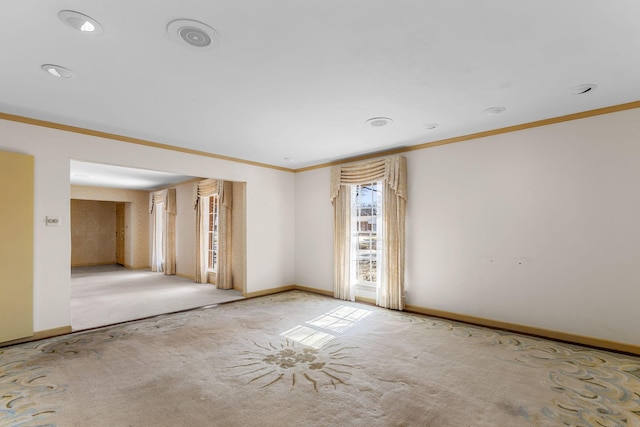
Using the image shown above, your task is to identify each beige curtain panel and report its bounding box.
[150,189,177,275]
[330,155,407,310]
[150,190,165,273]
[216,180,234,290]
[194,201,207,283]
[163,189,177,276]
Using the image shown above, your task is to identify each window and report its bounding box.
[331,155,406,309]
[194,178,227,285]
[351,182,382,289]
[207,195,219,271]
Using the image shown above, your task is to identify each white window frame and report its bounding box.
[350,181,383,293]
[206,194,219,272]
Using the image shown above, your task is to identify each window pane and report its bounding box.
[207,195,219,271]
[353,182,380,285]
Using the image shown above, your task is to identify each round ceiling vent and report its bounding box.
[167,19,220,50]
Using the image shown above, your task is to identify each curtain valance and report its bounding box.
[330,155,407,203]
[193,178,219,209]
[150,189,177,214]
[149,190,165,213]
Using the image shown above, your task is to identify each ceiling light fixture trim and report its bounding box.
[167,19,220,50]
[570,84,597,95]
[58,10,103,34]
[483,107,506,116]
[366,117,393,127]
[41,64,75,79]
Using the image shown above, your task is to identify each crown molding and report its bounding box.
[3,99,639,174]
[0,112,295,173]
[294,100,640,172]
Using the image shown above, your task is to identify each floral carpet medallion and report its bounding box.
[230,339,358,391]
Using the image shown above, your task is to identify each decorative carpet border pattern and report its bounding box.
[1,291,639,426]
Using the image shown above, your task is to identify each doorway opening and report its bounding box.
[69,161,247,331]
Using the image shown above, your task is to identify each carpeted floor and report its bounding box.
[71,265,244,330]
[2,291,639,426]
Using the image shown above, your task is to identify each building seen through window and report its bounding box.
[351,182,382,287]
[207,195,219,271]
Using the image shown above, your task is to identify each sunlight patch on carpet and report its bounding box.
[281,305,373,349]
[281,325,335,349]
[305,305,372,334]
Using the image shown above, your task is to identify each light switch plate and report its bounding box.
[46,216,61,227]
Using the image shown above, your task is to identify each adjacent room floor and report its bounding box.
[70,264,244,331]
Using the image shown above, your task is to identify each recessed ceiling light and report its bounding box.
[58,10,103,34]
[423,123,439,130]
[366,117,393,127]
[570,84,597,95]
[41,64,75,79]
[283,157,295,162]
[167,19,220,51]
[483,107,506,115]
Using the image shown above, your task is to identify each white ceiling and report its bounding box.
[70,160,194,191]
[2,1,640,170]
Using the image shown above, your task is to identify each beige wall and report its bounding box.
[70,185,149,269]
[232,181,247,292]
[0,151,34,342]
[173,180,197,279]
[0,116,294,333]
[70,200,116,266]
[294,108,640,347]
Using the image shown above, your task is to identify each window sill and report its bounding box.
[355,283,377,291]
